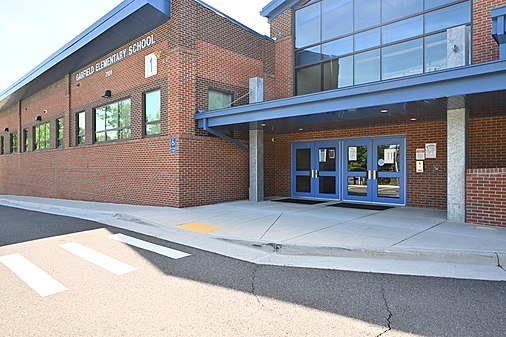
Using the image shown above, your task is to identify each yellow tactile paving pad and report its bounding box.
[175,222,223,233]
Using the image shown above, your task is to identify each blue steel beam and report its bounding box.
[492,5,506,59]
[196,60,506,128]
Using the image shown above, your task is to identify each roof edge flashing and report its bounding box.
[0,0,171,102]
[261,0,302,22]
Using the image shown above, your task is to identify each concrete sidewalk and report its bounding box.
[1,195,505,281]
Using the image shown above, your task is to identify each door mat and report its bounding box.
[272,198,326,205]
[329,203,394,211]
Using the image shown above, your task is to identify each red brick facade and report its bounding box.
[472,0,506,64]
[0,0,274,207]
[466,168,506,226]
[264,122,448,209]
[0,0,505,225]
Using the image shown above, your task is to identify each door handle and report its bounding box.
[373,170,378,180]
[315,170,319,178]
[367,170,372,180]
[311,170,314,179]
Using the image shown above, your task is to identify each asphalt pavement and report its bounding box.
[0,206,505,337]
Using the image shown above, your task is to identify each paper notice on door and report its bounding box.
[319,149,327,163]
[384,149,395,164]
[349,147,357,161]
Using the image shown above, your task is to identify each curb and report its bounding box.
[219,237,502,267]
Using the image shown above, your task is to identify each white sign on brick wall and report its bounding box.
[145,53,158,78]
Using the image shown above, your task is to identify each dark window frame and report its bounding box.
[144,89,162,137]
[94,98,132,144]
[23,128,29,152]
[76,111,86,146]
[10,132,18,154]
[34,122,51,151]
[208,89,234,111]
[56,117,64,148]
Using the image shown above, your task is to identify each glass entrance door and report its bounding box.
[343,137,405,205]
[292,141,340,199]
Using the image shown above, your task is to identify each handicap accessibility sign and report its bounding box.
[170,138,177,154]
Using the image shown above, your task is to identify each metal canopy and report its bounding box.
[196,60,506,131]
[0,0,171,112]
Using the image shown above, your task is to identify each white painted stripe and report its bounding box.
[60,242,136,275]
[0,253,67,297]
[109,234,191,259]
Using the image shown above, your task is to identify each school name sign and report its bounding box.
[76,35,156,81]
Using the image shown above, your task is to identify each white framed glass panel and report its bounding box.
[354,0,380,31]
[296,64,321,94]
[296,46,321,66]
[295,2,321,48]
[424,0,456,9]
[338,56,354,88]
[425,32,447,71]
[322,36,353,60]
[382,16,423,44]
[425,1,471,33]
[382,39,423,79]
[323,60,338,91]
[354,28,380,51]
[322,0,353,40]
[382,0,423,23]
[354,49,380,85]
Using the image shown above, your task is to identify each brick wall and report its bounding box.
[265,121,448,209]
[466,168,506,226]
[468,116,506,169]
[0,0,276,208]
[473,0,506,64]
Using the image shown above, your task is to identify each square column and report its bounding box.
[249,127,264,202]
[447,107,467,222]
[249,77,264,202]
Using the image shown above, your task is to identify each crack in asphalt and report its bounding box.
[495,252,506,273]
[377,285,393,337]
[251,265,271,311]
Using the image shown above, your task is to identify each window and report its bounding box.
[34,123,50,150]
[23,128,29,152]
[77,111,85,145]
[208,90,233,111]
[57,118,64,148]
[10,132,17,154]
[0,136,4,155]
[145,90,161,136]
[95,98,131,143]
[294,0,471,95]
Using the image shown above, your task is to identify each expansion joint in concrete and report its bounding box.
[377,285,393,337]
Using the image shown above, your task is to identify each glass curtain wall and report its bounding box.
[295,0,471,95]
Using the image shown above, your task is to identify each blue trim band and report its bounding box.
[196,60,506,128]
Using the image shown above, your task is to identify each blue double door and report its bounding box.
[291,136,405,205]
